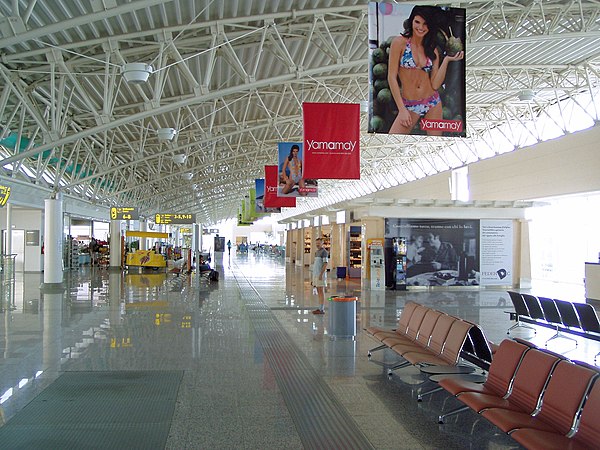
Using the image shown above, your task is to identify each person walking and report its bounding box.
[312,238,329,314]
[227,240,232,256]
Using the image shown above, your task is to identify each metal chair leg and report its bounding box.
[417,385,443,402]
[367,344,387,358]
[387,360,410,377]
[438,405,470,424]
[507,318,536,335]
[545,327,578,347]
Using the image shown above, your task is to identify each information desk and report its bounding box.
[585,262,600,301]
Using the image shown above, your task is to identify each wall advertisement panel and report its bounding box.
[479,220,513,286]
[384,218,514,287]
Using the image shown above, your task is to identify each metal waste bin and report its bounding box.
[328,296,358,339]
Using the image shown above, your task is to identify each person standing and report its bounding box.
[227,240,232,256]
[312,238,329,314]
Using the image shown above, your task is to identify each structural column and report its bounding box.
[140,219,147,250]
[109,219,122,270]
[43,194,64,287]
[5,202,12,255]
[193,223,200,274]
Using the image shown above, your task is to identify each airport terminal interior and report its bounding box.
[0,252,597,449]
[2,1,600,449]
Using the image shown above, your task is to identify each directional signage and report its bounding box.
[0,185,11,207]
[155,213,196,224]
[110,207,139,220]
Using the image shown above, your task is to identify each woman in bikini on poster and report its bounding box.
[281,144,306,195]
[387,6,464,135]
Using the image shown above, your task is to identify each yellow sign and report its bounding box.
[110,207,139,220]
[125,230,169,239]
[155,213,196,224]
[0,185,10,207]
[126,250,166,268]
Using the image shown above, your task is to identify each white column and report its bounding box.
[5,202,12,255]
[140,220,147,250]
[109,219,122,269]
[44,195,64,285]
[193,223,200,274]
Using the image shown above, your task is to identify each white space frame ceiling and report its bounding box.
[1,0,600,224]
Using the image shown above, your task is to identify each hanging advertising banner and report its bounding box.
[255,179,281,213]
[277,142,318,197]
[384,218,479,287]
[479,220,513,286]
[302,102,360,179]
[264,165,296,208]
[367,2,466,137]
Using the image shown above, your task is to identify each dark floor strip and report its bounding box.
[234,269,375,450]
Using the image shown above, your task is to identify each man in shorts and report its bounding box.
[312,238,329,314]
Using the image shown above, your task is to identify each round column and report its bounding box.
[43,195,64,286]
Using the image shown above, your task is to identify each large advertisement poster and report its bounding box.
[255,179,281,213]
[264,165,296,208]
[277,142,318,197]
[384,218,479,287]
[302,102,361,179]
[480,220,513,286]
[368,2,466,137]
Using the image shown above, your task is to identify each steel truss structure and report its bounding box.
[1,0,599,223]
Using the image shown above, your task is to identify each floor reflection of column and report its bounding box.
[42,291,64,373]
[109,272,123,328]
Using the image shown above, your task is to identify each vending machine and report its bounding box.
[393,237,407,290]
[368,239,385,291]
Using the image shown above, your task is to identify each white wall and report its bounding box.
[470,126,600,200]
[0,208,43,272]
[370,125,600,203]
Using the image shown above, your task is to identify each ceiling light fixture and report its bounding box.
[157,128,177,141]
[518,89,535,102]
[121,63,153,84]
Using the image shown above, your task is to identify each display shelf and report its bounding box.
[304,231,311,254]
[321,232,331,254]
[348,226,361,278]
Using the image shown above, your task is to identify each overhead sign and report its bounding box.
[302,103,361,179]
[0,185,11,207]
[155,213,196,224]
[110,207,139,220]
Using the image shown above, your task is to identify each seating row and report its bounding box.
[437,338,600,449]
[365,302,493,374]
[507,291,600,361]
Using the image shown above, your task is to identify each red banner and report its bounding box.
[302,103,361,179]
[264,165,296,208]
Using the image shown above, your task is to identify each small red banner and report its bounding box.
[302,103,361,179]
[264,165,296,208]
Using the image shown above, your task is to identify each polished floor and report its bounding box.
[0,252,599,449]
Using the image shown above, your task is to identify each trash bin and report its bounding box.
[336,267,347,279]
[328,296,358,339]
